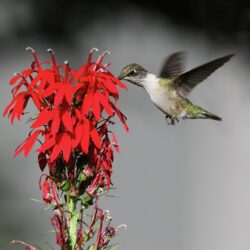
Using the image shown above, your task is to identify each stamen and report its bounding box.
[95,50,111,71]
[26,47,35,53]
[90,48,99,53]
[47,48,58,74]
[87,48,99,66]
[47,48,54,53]
[64,60,70,81]
[25,47,41,70]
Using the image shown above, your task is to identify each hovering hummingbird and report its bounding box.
[118,52,233,125]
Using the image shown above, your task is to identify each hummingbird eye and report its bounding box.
[128,70,136,76]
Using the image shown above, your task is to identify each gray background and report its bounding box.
[1,1,250,249]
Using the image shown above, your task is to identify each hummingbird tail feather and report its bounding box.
[200,111,222,121]
[187,104,222,121]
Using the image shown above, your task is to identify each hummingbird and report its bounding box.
[118,52,233,125]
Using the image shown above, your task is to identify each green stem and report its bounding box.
[68,196,78,249]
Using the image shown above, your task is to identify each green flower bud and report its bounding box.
[79,172,87,182]
[59,180,71,191]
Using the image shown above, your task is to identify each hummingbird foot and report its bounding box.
[165,115,179,125]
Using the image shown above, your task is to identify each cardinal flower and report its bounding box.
[4,48,128,249]
[4,48,128,168]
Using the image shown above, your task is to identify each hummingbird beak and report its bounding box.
[117,73,126,80]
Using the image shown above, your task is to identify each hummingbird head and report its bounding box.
[118,63,148,87]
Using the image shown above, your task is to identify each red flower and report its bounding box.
[4,47,128,191]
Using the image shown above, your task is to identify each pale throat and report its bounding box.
[143,73,160,93]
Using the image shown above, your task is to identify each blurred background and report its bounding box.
[1,0,250,249]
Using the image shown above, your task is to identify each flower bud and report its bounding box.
[59,180,71,191]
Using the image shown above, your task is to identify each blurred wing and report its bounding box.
[175,54,234,97]
[159,51,186,78]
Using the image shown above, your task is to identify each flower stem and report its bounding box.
[68,196,78,249]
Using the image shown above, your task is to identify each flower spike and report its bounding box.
[4,48,128,249]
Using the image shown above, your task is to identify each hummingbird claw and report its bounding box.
[165,115,179,125]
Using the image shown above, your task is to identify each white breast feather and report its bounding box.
[143,73,172,114]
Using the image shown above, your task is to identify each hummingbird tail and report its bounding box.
[201,111,222,121]
[187,105,222,121]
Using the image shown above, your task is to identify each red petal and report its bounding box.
[64,85,74,105]
[29,75,40,89]
[42,85,56,97]
[50,143,61,162]
[92,98,101,121]
[81,93,93,116]
[95,92,113,116]
[31,108,55,128]
[112,133,120,153]
[10,74,21,85]
[42,178,53,204]
[30,91,42,110]
[14,130,42,157]
[60,133,71,162]
[51,109,61,135]
[101,78,119,95]
[111,102,129,131]
[62,110,73,132]
[38,136,56,152]
[90,128,101,149]
[80,119,90,154]
[21,68,33,77]
[54,84,64,107]
[72,122,83,148]
[3,98,16,117]
[99,73,127,89]
[10,93,27,123]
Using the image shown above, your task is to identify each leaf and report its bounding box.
[38,152,47,171]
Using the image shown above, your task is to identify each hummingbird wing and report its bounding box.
[159,51,186,78]
[174,54,234,97]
